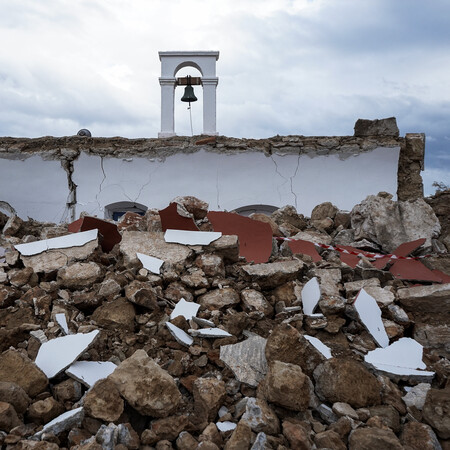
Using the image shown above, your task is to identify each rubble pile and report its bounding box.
[0,192,449,450]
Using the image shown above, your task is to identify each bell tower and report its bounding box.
[158,51,219,137]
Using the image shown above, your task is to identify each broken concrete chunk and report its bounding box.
[0,401,22,432]
[263,360,311,411]
[220,335,267,387]
[242,260,304,289]
[241,397,280,435]
[170,298,200,321]
[402,383,431,411]
[413,323,450,359]
[189,327,232,338]
[30,329,48,344]
[304,335,332,359]
[57,262,103,290]
[120,231,193,266]
[364,337,435,381]
[198,287,240,310]
[193,377,226,424]
[19,237,99,273]
[301,277,321,315]
[166,322,194,347]
[422,386,450,440]
[350,195,440,253]
[354,288,389,348]
[83,377,124,422]
[108,349,181,417]
[164,229,222,246]
[65,361,117,388]
[0,349,48,397]
[35,330,99,378]
[397,283,450,316]
[172,195,209,220]
[35,406,84,438]
[136,252,164,274]
[240,288,273,316]
[313,359,382,408]
[354,117,399,137]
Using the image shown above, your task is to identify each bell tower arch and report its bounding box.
[158,51,219,138]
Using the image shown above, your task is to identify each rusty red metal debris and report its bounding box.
[68,216,121,252]
[389,259,444,283]
[335,245,377,268]
[159,203,199,232]
[208,211,273,264]
[372,239,427,270]
[287,239,322,263]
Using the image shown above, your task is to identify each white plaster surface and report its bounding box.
[39,407,84,436]
[365,337,427,370]
[301,277,321,315]
[192,316,215,327]
[35,330,99,378]
[15,229,98,256]
[354,288,389,348]
[0,155,70,222]
[216,421,237,432]
[55,313,69,335]
[136,252,164,274]
[65,361,117,387]
[170,298,200,320]
[189,327,232,338]
[304,335,332,359]
[72,147,399,219]
[166,322,194,347]
[164,229,222,245]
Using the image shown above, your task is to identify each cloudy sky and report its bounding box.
[1,0,449,195]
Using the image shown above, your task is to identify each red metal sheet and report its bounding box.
[389,259,443,283]
[432,269,450,283]
[392,238,426,257]
[208,211,273,263]
[335,245,374,269]
[68,216,121,252]
[159,203,199,232]
[288,239,322,263]
[372,238,426,270]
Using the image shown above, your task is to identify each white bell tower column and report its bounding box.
[158,51,219,137]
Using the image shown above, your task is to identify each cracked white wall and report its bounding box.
[72,147,400,218]
[0,155,70,221]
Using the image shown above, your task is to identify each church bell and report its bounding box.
[181,76,197,106]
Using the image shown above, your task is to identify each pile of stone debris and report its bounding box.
[0,192,449,450]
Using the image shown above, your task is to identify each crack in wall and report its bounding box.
[289,154,301,210]
[270,155,289,203]
[132,165,157,204]
[94,156,107,214]
[61,160,77,222]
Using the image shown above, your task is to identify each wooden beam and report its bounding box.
[177,77,202,86]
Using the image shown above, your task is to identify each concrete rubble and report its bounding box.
[0,192,449,449]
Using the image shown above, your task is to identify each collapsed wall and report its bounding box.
[0,193,449,449]
[0,118,424,222]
